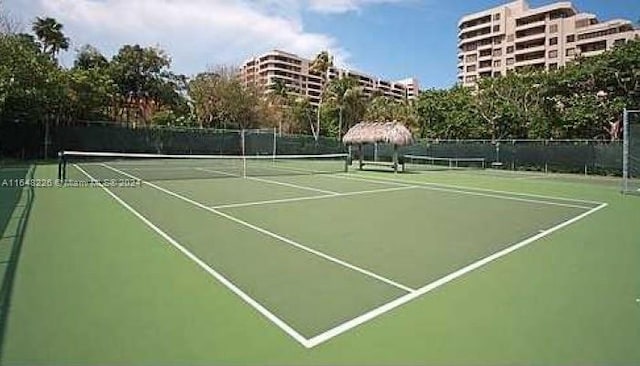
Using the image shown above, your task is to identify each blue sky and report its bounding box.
[4,0,640,89]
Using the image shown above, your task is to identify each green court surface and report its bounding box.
[1,162,639,365]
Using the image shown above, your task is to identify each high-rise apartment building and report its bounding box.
[458,0,640,87]
[240,50,419,107]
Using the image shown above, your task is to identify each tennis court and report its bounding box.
[59,153,606,345]
[2,151,639,365]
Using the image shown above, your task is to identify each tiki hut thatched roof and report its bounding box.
[342,121,414,146]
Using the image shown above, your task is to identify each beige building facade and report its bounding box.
[458,0,640,87]
[240,50,420,107]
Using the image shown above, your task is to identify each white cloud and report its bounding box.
[34,0,352,75]
[306,0,407,14]
[6,0,412,75]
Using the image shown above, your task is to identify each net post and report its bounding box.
[392,145,398,174]
[344,153,349,173]
[622,108,629,193]
[272,127,277,162]
[57,151,63,181]
[241,129,247,178]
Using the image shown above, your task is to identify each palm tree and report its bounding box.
[268,78,289,134]
[310,50,334,140]
[326,76,361,139]
[32,17,69,57]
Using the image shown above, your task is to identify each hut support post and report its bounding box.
[393,144,398,173]
[358,144,364,170]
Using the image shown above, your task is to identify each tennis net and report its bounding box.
[403,155,486,171]
[58,151,349,183]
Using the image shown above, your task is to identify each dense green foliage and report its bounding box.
[415,40,640,140]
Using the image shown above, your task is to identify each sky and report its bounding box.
[3,0,640,89]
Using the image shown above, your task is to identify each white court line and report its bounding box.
[513,174,553,181]
[305,202,609,348]
[101,163,415,294]
[211,186,419,209]
[338,174,600,209]
[91,163,611,348]
[195,167,339,195]
[353,173,606,205]
[72,164,311,347]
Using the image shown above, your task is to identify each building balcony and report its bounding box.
[515,32,547,44]
[515,57,546,67]
[515,19,546,31]
[478,65,493,73]
[458,22,493,37]
[458,30,493,46]
[515,44,546,56]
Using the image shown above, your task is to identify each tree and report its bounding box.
[109,44,186,123]
[288,96,315,134]
[32,17,69,58]
[268,78,290,134]
[74,44,108,70]
[309,50,334,140]
[324,76,364,138]
[0,33,64,125]
[188,66,265,130]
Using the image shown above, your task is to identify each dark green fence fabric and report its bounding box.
[0,122,622,175]
[396,140,622,175]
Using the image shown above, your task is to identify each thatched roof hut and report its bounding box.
[342,121,414,146]
[342,121,414,173]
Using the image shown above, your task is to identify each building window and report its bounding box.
[549,24,558,33]
[494,13,501,21]
[493,48,503,57]
[549,63,558,70]
[566,34,575,43]
[507,58,515,65]
[494,60,502,67]
[548,50,558,58]
[566,48,576,57]
[549,37,558,45]
[493,25,500,32]
[466,54,477,62]
[507,46,514,54]
[494,36,504,45]
[465,75,477,83]
[467,65,477,72]
[493,71,502,77]
[507,34,515,42]
[614,39,626,47]
[575,19,589,29]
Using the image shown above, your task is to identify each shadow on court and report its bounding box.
[0,165,34,355]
